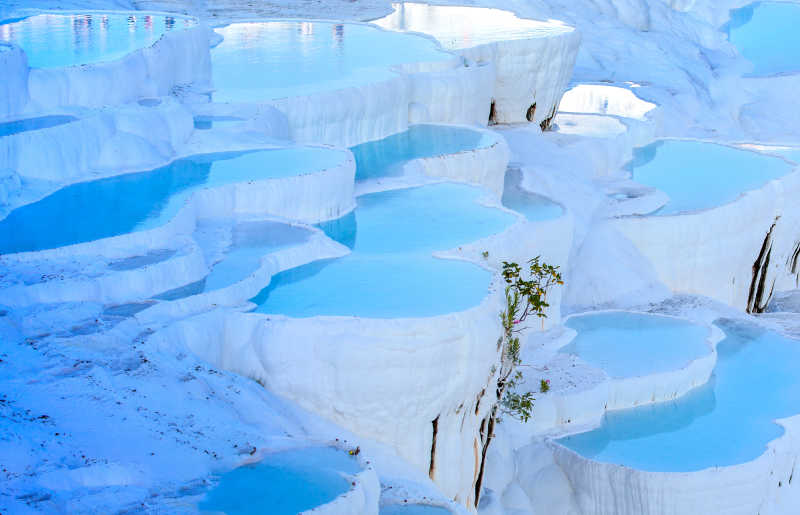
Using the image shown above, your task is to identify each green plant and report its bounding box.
[540,379,550,393]
[497,257,562,422]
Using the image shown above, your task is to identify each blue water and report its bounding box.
[558,321,800,472]
[252,184,515,318]
[351,125,496,181]
[211,21,453,102]
[0,13,194,68]
[382,505,452,515]
[372,2,573,51]
[629,140,793,215]
[193,115,244,130]
[728,2,800,76]
[561,312,711,378]
[0,148,346,254]
[199,446,360,514]
[501,168,563,222]
[0,115,77,136]
[154,222,310,301]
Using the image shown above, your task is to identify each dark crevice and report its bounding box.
[539,105,557,131]
[488,100,497,125]
[429,415,439,480]
[526,102,537,122]
[474,413,495,507]
[748,222,777,313]
[475,388,485,415]
[789,242,800,287]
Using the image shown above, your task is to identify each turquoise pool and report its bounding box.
[154,222,310,301]
[0,147,347,254]
[0,114,77,136]
[558,321,800,472]
[210,21,453,102]
[629,140,793,215]
[372,2,573,50]
[199,446,361,514]
[0,13,194,68]
[561,312,711,378]
[727,2,800,76]
[252,183,515,318]
[382,504,452,515]
[192,115,244,130]
[501,168,563,222]
[351,124,496,181]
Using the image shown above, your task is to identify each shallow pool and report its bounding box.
[252,183,515,318]
[629,140,793,215]
[0,147,347,254]
[211,21,453,102]
[0,13,194,68]
[560,312,711,378]
[193,115,244,130]
[558,84,655,120]
[372,2,573,50]
[727,2,800,76]
[154,222,310,301]
[351,124,496,181]
[381,504,452,515]
[501,168,563,221]
[0,114,77,136]
[199,446,360,514]
[558,321,800,472]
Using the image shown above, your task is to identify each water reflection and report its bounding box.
[0,13,194,68]
[372,2,573,50]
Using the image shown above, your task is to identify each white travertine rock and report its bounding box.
[613,166,800,312]
[0,43,29,118]
[26,24,213,111]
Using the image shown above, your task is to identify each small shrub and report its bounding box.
[498,257,563,422]
[540,379,550,393]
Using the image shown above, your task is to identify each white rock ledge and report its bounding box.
[414,126,510,199]
[372,3,581,127]
[19,13,213,113]
[0,98,194,190]
[613,149,800,312]
[0,146,356,306]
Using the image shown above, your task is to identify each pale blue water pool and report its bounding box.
[560,312,711,378]
[252,183,515,318]
[727,2,800,76]
[193,115,244,130]
[629,140,793,215]
[501,168,563,222]
[211,21,453,102]
[0,115,77,136]
[382,504,452,515]
[0,147,347,254]
[154,222,310,301]
[351,124,497,181]
[0,13,194,69]
[372,2,573,50]
[199,446,360,514]
[558,321,800,472]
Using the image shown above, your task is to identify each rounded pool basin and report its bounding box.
[199,446,361,514]
[0,13,195,68]
[558,321,800,472]
[629,140,793,215]
[211,20,453,103]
